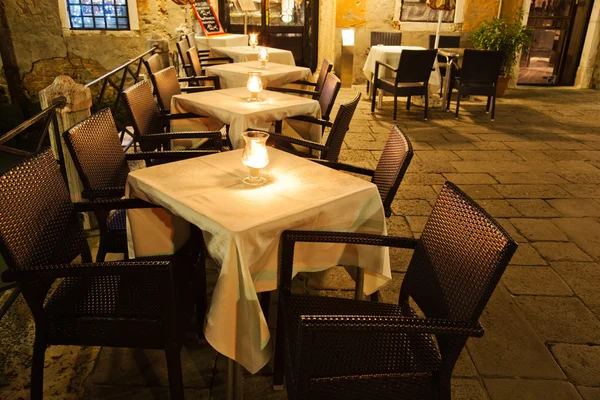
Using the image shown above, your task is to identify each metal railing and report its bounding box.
[85,46,157,146]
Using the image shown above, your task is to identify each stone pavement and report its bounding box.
[1,85,600,399]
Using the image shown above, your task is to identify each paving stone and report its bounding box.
[577,386,600,400]
[452,349,479,378]
[83,386,211,399]
[416,150,462,161]
[402,172,446,185]
[455,185,504,199]
[406,215,428,233]
[408,160,459,173]
[505,141,554,150]
[555,161,600,173]
[467,286,565,379]
[551,344,600,386]
[391,199,432,216]
[558,173,600,184]
[496,218,527,242]
[516,296,600,344]
[495,184,571,199]
[508,199,562,217]
[552,218,600,261]
[491,172,568,184]
[544,150,586,161]
[510,218,569,241]
[509,243,548,265]
[476,200,521,217]
[453,150,524,162]
[451,379,489,400]
[484,378,581,400]
[548,199,600,217]
[513,150,557,162]
[562,184,600,198]
[533,242,593,262]
[553,262,600,318]
[502,266,572,296]
[428,141,479,150]
[378,272,404,304]
[472,141,512,150]
[396,184,439,200]
[442,173,497,184]
[306,265,355,291]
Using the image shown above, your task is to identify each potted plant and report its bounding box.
[470,13,534,97]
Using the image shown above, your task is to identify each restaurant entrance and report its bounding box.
[518,0,594,85]
[218,0,319,70]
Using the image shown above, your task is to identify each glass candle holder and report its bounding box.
[241,131,270,185]
[257,47,269,69]
[249,33,258,49]
[247,71,263,102]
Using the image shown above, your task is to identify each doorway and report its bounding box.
[518,0,594,85]
[218,0,319,70]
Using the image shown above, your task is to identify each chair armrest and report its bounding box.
[81,187,125,199]
[268,132,326,152]
[286,115,333,128]
[265,87,319,97]
[126,149,220,161]
[161,112,205,120]
[310,159,375,177]
[73,197,156,213]
[202,56,233,62]
[2,260,172,281]
[134,130,222,146]
[375,60,397,73]
[181,86,215,93]
[293,80,316,87]
[282,230,418,249]
[298,315,484,337]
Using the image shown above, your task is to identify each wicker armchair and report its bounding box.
[268,93,360,162]
[63,108,220,261]
[273,181,518,399]
[123,80,225,152]
[366,31,403,94]
[266,59,333,99]
[0,149,199,400]
[150,66,218,113]
[371,49,438,121]
[445,49,504,121]
[312,125,413,218]
[186,46,232,77]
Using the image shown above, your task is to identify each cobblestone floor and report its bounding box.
[1,85,600,399]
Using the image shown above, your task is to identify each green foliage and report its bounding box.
[470,13,534,75]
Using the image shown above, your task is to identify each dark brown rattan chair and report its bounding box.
[446,49,504,121]
[371,49,438,121]
[266,59,333,99]
[366,31,403,94]
[184,33,212,59]
[176,38,193,76]
[269,92,361,162]
[429,35,461,91]
[0,148,199,400]
[63,108,220,261]
[150,66,219,113]
[123,80,225,152]
[186,46,232,78]
[312,125,413,218]
[272,181,518,399]
[144,53,165,75]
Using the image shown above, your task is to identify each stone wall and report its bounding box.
[2,0,187,102]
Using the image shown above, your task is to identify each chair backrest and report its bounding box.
[459,49,504,86]
[395,49,438,84]
[144,53,164,75]
[176,38,191,76]
[370,31,402,46]
[122,80,165,151]
[314,59,333,99]
[372,125,413,218]
[187,46,202,76]
[429,34,461,49]
[0,149,87,273]
[318,73,341,121]
[322,93,361,162]
[63,108,130,194]
[185,32,197,49]
[151,66,182,112]
[400,181,517,323]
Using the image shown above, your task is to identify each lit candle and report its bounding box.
[249,33,258,49]
[241,131,270,185]
[257,47,269,69]
[247,71,263,101]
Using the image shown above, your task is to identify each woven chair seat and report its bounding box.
[379,79,425,89]
[283,294,442,378]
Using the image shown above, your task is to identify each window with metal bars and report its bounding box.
[67,0,130,30]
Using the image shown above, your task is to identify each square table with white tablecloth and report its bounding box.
[205,61,312,89]
[126,147,391,374]
[210,46,296,66]
[195,33,249,51]
[363,45,441,107]
[171,87,321,149]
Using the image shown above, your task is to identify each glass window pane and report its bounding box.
[70,5,81,15]
[95,17,106,28]
[68,0,79,4]
[104,4,115,15]
[106,17,117,28]
[83,17,94,27]
[117,17,128,28]
[93,5,104,15]
[71,17,83,28]
[82,5,92,16]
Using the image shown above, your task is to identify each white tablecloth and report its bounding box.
[363,45,441,87]
[205,61,312,89]
[171,87,321,149]
[126,148,390,374]
[195,34,249,51]
[211,46,296,66]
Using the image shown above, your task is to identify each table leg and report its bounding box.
[354,268,364,300]
[441,64,452,111]
[227,358,244,400]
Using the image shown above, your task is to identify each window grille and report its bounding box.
[67,0,130,30]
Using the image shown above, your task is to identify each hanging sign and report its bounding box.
[193,0,225,36]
